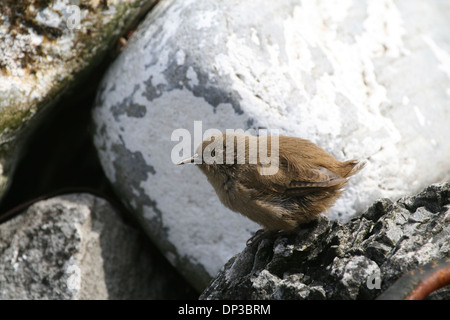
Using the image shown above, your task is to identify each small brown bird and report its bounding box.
[178,132,364,233]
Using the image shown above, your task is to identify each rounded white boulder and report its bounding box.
[92,0,450,290]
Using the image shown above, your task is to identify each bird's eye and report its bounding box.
[211,150,216,157]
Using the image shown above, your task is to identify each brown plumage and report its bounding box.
[178,132,364,232]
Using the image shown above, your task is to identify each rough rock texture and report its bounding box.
[200,183,450,300]
[92,0,450,291]
[0,0,157,200]
[0,193,196,299]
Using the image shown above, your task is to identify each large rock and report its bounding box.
[92,0,450,291]
[0,0,157,201]
[200,183,450,300]
[0,193,196,299]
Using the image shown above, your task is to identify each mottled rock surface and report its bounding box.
[0,193,196,299]
[200,183,450,300]
[0,0,157,200]
[92,0,450,291]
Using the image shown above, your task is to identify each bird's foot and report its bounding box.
[246,229,285,246]
[246,229,266,246]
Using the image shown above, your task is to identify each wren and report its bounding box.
[178,132,364,233]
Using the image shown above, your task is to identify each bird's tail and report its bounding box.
[343,160,366,178]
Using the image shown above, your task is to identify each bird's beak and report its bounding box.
[177,153,199,165]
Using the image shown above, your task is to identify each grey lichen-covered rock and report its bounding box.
[93,0,450,292]
[0,0,157,200]
[200,183,450,300]
[0,193,195,299]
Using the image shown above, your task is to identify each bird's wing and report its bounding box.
[254,161,347,196]
[288,166,346,187]
[285,166,347,196]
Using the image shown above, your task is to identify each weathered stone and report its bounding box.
[0,194,196,299]
[0,0,158,201]
[92,0,450,291]
[200,183,450,300]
